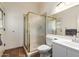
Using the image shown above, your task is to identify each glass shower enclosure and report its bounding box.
[24,12,56,52]
[24,12,46,52]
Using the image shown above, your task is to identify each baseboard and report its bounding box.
[4,46,23,51]
[5,45,23,50]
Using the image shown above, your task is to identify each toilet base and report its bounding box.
[40,52,51,57]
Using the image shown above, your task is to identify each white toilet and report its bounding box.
[37,37,52,57]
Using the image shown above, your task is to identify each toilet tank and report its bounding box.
[46,37,53,47]
[46,34,57,47]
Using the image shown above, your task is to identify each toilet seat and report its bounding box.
[37,45,51,53]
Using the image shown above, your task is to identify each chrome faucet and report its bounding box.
[72,35,76,42]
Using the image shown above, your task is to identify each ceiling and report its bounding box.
[0,2,59,15]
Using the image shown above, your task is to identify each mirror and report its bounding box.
[51,5,79,36]
[56,19,62,35]
[46,16,56,35]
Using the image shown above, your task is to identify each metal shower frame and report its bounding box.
[24,12,56,52]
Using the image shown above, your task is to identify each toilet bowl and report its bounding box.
[37,36,53,57]
[37,45,51,53]
[37,45,51,57]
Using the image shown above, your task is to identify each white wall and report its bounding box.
[1,2,40,50]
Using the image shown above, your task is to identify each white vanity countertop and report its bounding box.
[46,34,79,51]
[52,37,79,51]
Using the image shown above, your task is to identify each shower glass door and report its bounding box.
[24,12,46,52]
[29,13,46,52]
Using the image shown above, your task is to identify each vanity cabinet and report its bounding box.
[52,43,79,57]
[67,48,79,57]
[52,43,67,57]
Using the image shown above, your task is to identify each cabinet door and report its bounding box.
[52,43,67,57]
[67,48,79,57]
